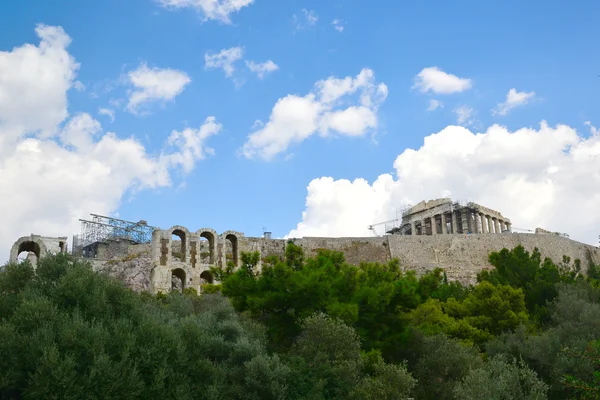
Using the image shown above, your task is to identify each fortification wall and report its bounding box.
[252,234,599,285]
[19,227,597,293]
[386,233,600,284]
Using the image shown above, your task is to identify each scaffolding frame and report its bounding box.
[73,214,157,253]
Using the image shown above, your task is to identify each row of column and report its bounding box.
[409,210,511,235]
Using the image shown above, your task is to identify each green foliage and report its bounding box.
[201,283,221,294]
[285,240,304,270]
[413,334,483,399]
[418,267,469,302]
[486,281,600,399]
[0,254,291,399]
[454,355,549,399]
[562,340,600,399]
[6,243,599,398]
[241,251,261,274]
[411,281,528,345]
[209,261,235,282]
[479,245,577,324]
[285,313,416,400]
[222,243,430,360]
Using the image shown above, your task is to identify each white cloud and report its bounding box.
[242,68,388,160]
[73,80,86,91]
[98,107,115,122]
[413,67,472,94]
[246,60,279,79]
[492,88,536,116]
[294,9,318,30]
[585,121,599,136]
[454,105,474,126]
[428,99,443,111]
[205,46,244,78]
[0,25,219,263]
[0,24,78,141]
[161,116,222,173]
[332,19,344,32]
[156,0,254,23]
[287,121,600,246]
[126,63,191,114]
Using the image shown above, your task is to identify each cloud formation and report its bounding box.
[157,0,254,23]
[294,9,318,31]
[454,105,475,126]
[332,19,344,32]
[288,121,600,246]
[413,67,472,94]
[428,99,443,111]
[126,63,191,114]
[242,68,388,160]
[0,25,218,262]
[492,88,536,116]
[204,46,245,83]
[98,108,115,122]
[246,60,279,79]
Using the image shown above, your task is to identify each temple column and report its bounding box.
[410,221,416,236]
[461,210,469,234]
[487,216,493,233]
[451,212,458,234]
[494,218,500,234]
[421,219,425,235]
[498,220,505,233]
[480,213,487,233]
[506,222,512,233]
[441,213,447,234]
[431,216,438,235]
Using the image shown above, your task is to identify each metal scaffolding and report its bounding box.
[73,214,156,255]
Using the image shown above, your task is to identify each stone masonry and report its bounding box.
[9,234,69,267]
[396,198,512,236]
[9,219,600,292]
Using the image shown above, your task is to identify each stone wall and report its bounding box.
[17,227,598,293]
[386,233,600,284]
[289,237,391,265]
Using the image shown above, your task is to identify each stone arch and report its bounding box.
[221,230,243,267]
[10,236,48,264]
[196,228,217,265]
[169,225,190,263]
[200,270,214,284]
[171,267,186,292]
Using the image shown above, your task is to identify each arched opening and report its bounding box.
[17,241,41,265]
[199,231,215,264]
[171,229,186,262]
[225,234,238,266]
[171,268,186,292]
[59,241,65,253]
[200,270,214,284]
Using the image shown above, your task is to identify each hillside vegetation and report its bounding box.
[2,243,600,399]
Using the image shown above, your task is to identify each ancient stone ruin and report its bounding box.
[8,199,600,292]
[9,234,69,267]
[391,198,512,235]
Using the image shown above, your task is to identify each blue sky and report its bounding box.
[1,0,600,259]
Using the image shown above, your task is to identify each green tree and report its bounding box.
[0,254,291,399]
[413,334,483,400]
[479,245,576,324]
[286,313,416,400]
[562,340,600,399]
[454,355,549,400]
